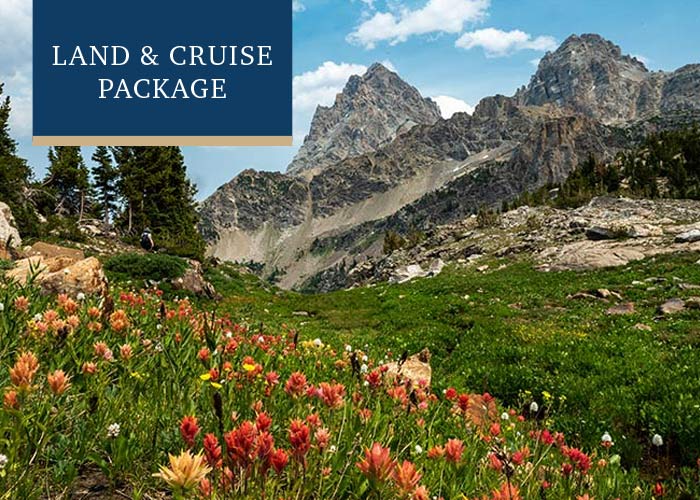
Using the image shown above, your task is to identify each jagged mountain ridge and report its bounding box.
[199,34,700,290]
[287,63,442,177]
[515,34,700,123]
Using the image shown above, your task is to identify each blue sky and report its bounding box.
[1,0,699,199]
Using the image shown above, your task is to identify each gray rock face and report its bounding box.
[287,63,441,176]
[516,34,700,123]
[0,201,21,249]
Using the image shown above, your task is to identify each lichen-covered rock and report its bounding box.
[385,350,432,388]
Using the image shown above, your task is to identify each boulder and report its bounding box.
[586,226,619,241]
[658,298,685,316]
[0,201,21,253]
[675,229,700,243]
[5,255,106,297]
[385,349,432,388]
[606,302,635,315]
[685,297,700,310]
[171,260,220,299]
[540,241,646,271]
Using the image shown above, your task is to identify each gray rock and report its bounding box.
[606,302,635,315]
[675,229,700,243]
[0,201,21,251]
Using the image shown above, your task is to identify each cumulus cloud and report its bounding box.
[0,0,33,136]
[433,95,473,118]
[292,0,305,13]
[347,0,490,49]
[456,28,557,57]
[293,61,368,111]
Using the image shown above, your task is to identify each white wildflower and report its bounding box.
[329,445,337,453]
[501,412,510,421]
[360,363,368,374]
[652,434,663,447]
[529,401,539,413]
[154,343,163,352]
[33,313,42,321]
[76,292,86,301]
[601,432,613,444]
[0,303,4,312]
[107,423,121,438]
[313,338,323,347]
[363,380,369,387]
[345,344,352,352]
[0,454,7,469]
[361,355,368,362]
[414,445,423,454]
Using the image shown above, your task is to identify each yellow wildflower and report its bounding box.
[153,450,211,491]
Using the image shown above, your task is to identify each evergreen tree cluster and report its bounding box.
[0,85,204,259]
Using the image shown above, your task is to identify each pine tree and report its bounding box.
[0,83,38,237]
[91,146,119,225]
[45,147,91,220]
[112,146,204,259]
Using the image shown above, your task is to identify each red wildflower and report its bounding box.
[358,408,373,423]
[319,381,346,409]
[457,393,470,413]
[392,460,422,493]
[288,419,311,463]
[13,296,29,312]
[512,447,530,466]
[224,420,257,468]
[256,431,275,472]
[3,389,19,409]
[203,433,223,468]
[270,448,289,474]
[489,422,501,437]
[426,446,445,459]
[412,485,430,500]
[488,453,503,471]
[562,446,591,474]
[197,347,210,362]
[314,427,331,451]
[284,372,307,397]
[444,387,458,400]
[653,482,664,497]
[365,369,383,389]
[256,412,272,433]
[356,442,396,482]
[444,438,464,463]
[180,415,200,448]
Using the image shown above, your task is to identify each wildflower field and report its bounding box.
[1,252,700,498]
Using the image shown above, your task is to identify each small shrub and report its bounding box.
[104,253,187,282]
[476,207,500,228]
[383,230,405,254]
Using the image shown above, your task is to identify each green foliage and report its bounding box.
[0,84,40,237]
[103,252,187,282]
[383,230,405,254]
[91,146,119,224]
[44,147,91,218]
[111,146,205,259]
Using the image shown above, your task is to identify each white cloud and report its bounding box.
[456,28,557,57]
[293,0,306,13]
[0,0,33,137]
[347,0,490,49]
[433,95,473,118]
[293,61,368,111]
[530,58,542,68]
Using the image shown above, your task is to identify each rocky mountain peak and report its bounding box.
[287,63,441,176]
[516,33,651,123]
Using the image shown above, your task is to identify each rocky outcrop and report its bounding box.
[6,254,106,297]
[0,202,21,256]
[287,63,441,176]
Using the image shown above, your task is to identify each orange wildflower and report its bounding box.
[47,369,71,395]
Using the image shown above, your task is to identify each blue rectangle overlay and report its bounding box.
[33,0,292,141]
